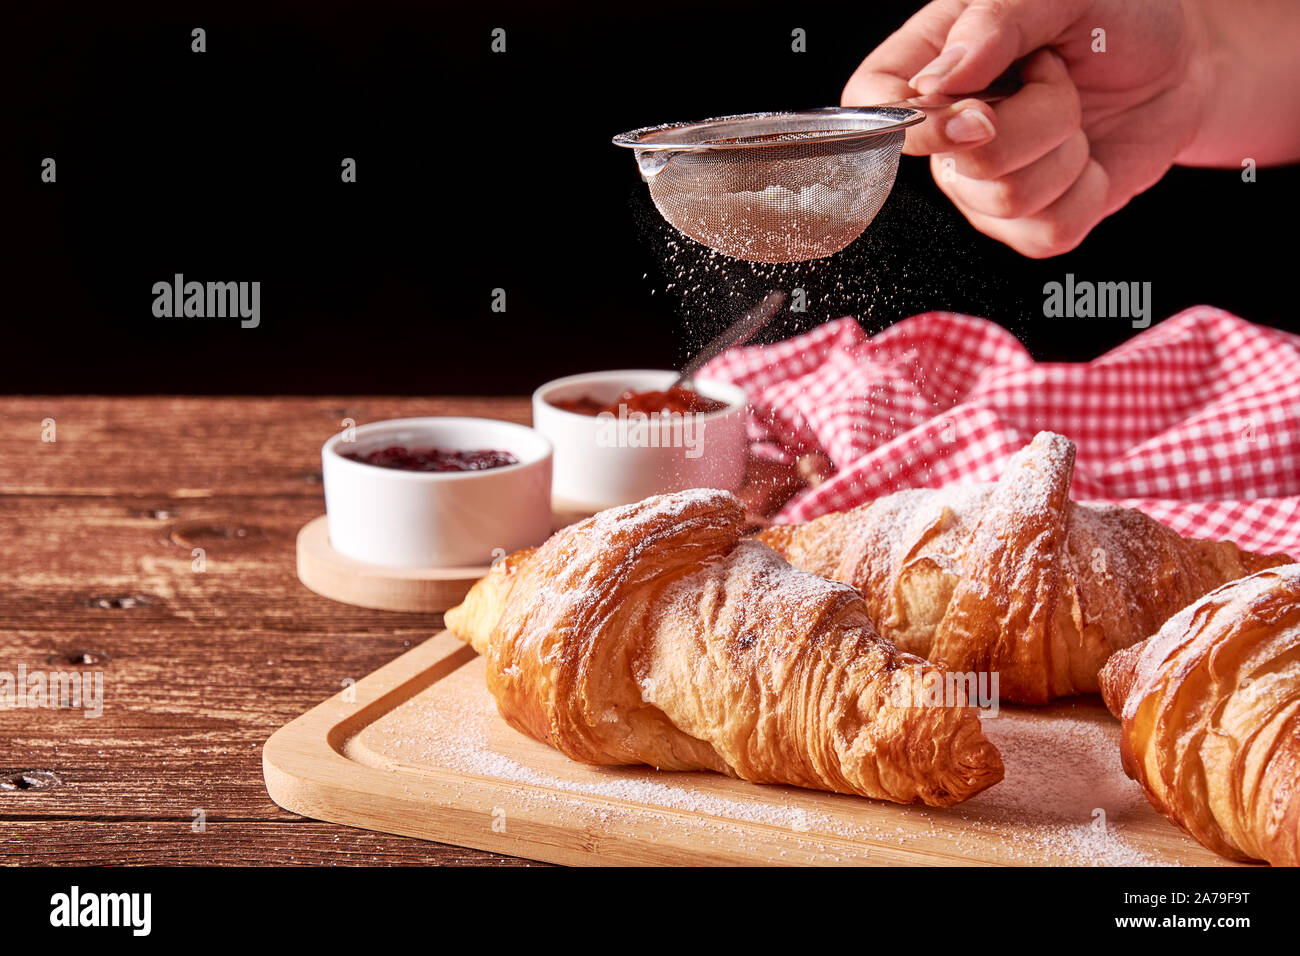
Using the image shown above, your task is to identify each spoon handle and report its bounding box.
[674,290,786,388]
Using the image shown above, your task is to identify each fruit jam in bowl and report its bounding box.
[533,369,747,514]
[343,445,520,472]
[322,417,552,568]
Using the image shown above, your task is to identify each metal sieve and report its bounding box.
[613,107,925,263]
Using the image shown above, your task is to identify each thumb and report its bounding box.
[911,0,1082,95]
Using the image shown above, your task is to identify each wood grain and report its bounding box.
[0,397,530,497]
[296,515,490,613]
[0,396,531,865]
[0,822,540,866]
[266,632,1241,867]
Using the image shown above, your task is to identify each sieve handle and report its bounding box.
[878,80,1019,110]
[674,290,787,387]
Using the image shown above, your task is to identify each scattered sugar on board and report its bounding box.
[363,667,1165,865]
[964,709,1159,866]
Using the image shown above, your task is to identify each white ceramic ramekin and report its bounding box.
[322,417,552,568]
[532,369,748,513]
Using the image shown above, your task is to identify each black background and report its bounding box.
[0,863,1279,936]
[7,0,1297,395]
[0,864,1281,937]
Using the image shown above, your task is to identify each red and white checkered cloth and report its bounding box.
[700,306,1300,558]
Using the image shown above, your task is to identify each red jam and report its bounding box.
[550,385,728,417]
[343,446,519,472]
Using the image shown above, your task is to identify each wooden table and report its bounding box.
[0,397,536,865]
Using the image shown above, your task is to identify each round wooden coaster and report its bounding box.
[295,515,490,613]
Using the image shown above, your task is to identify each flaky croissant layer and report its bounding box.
[760,432,1288,703]
[1100,564,1300,866]
[447,489,1003,807]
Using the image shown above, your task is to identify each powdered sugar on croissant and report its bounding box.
[760,432,1288,703]
[446,489,1003,807]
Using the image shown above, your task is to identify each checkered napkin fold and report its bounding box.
[700,306,1300,558]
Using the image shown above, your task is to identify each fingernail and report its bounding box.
[909,44,967,94]
[945,109,996,143]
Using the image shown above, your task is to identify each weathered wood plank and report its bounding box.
[0,495,450,631]
[0,625,440,818]
[0,397,530,497]
[1,396,536,864]
[0,822,541,866]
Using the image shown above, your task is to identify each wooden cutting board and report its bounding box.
[262,630,1246,867]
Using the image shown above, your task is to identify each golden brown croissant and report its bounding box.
[445,489,1004,807]
[759,432,1288,704]
[1099,565,1300,866]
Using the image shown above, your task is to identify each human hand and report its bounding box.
[842,0,1207,257]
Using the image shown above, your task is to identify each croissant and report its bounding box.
[445,489,1004,807]
[759,432,1288,704]
[1099,565,1300,866]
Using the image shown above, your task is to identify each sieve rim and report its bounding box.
[611,106,924,152]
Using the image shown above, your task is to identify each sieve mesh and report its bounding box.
[614,108,923,263]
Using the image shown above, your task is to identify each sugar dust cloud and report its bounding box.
[631,176,1013,362]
